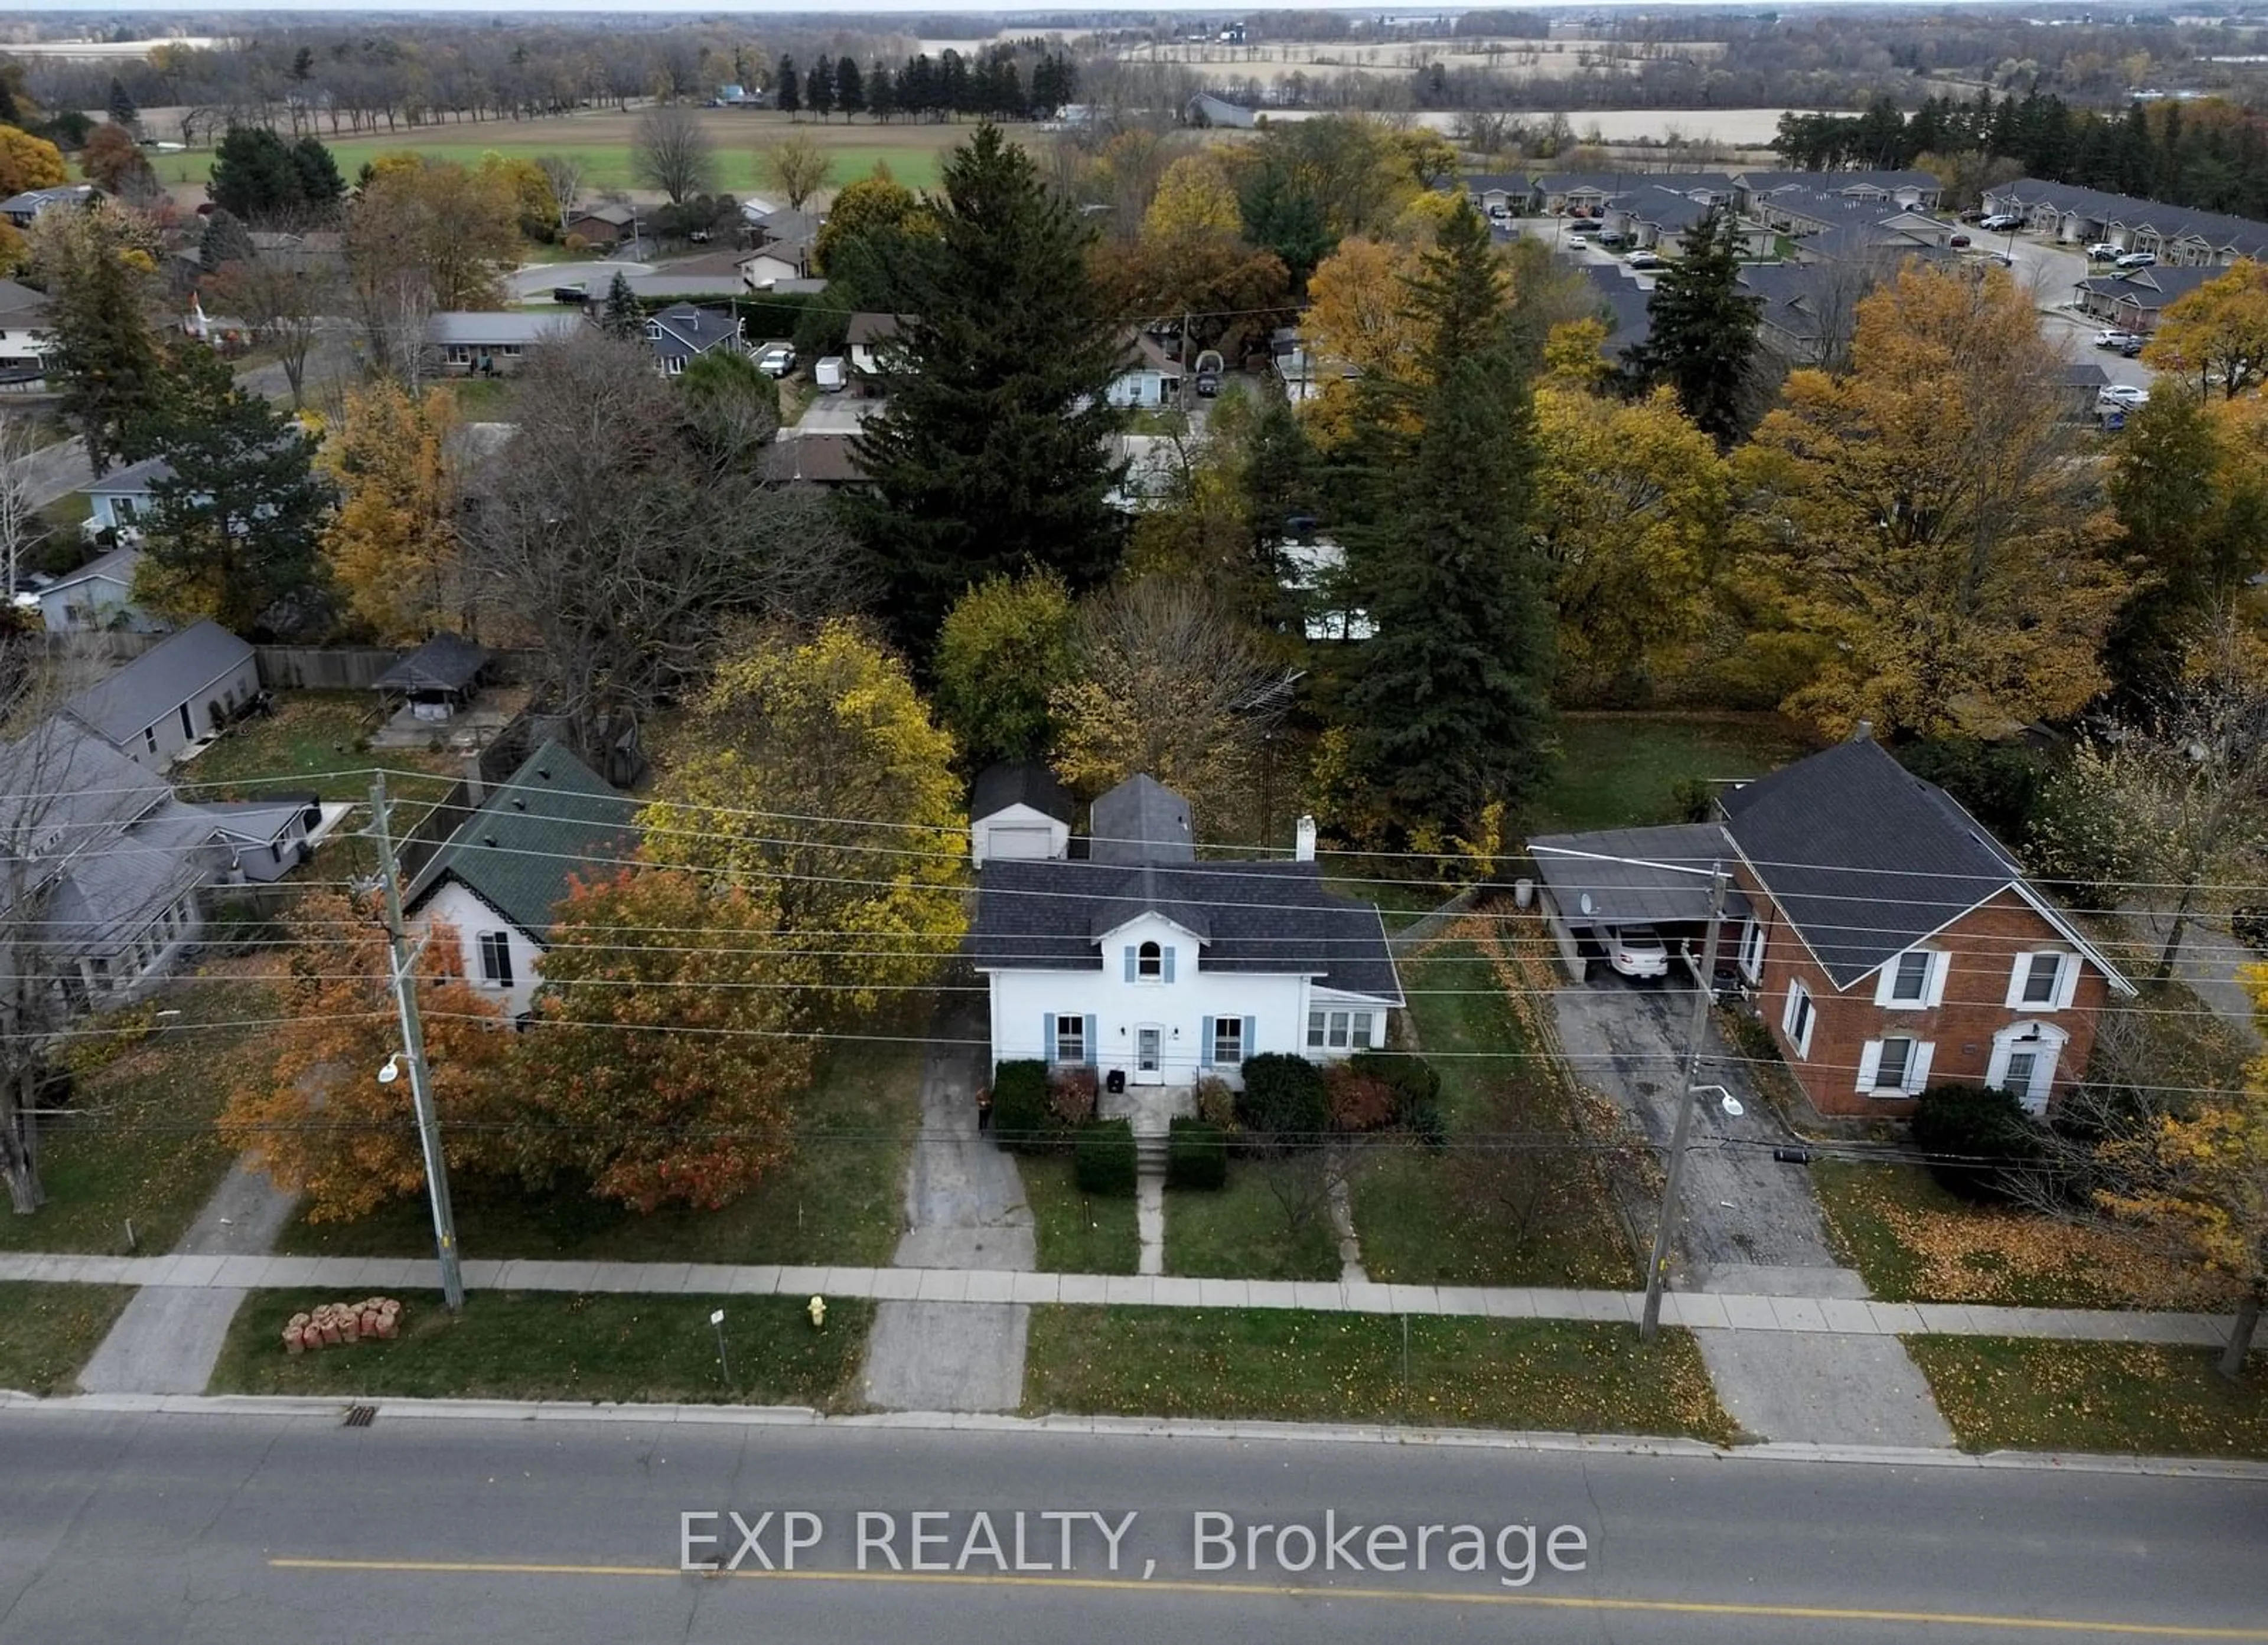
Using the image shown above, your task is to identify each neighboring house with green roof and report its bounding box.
[405,740,637,1016]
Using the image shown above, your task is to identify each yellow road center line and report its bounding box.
[266,1556,2268,1639]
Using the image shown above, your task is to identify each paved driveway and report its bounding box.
[1550,971,1856,1294]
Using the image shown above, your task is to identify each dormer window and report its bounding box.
[1137,940,1162,980]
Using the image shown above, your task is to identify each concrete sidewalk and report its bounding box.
[0,1250,2236,1347]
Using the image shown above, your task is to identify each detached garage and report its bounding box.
[969,761,1074,866]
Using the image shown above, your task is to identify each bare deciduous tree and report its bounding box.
[0,413,48,600]
[757,134,832,212]
[463,335,869,770]
[208,256,338,409]
[632,103,717,206]
[535,154,587,235]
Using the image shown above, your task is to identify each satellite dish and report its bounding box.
[1720,1095,1745,1118]
[1579,893,1594,916]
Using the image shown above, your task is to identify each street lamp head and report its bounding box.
[377,1052,403,1086]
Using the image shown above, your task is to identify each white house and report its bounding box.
[428,310,585,376]
[37,545,159,634]
[83,453,172,536]
[847,311,911,377]
[0,278,55,386]
[406,739,637,1017]
[969,761,1074,865]
[63,620,260,768]
[970,775,1403,1086]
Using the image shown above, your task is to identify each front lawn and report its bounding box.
[275,1042,924,1268]
[1024,1306,1736,1441]
[1535,711,1807,834]
[1022,1154,1139,1274]
[210,1290,872,1407]
[1811,1160,2234,1311]
[1355,936,1639,1289]
[0,970,271,1255]
[1166,1157,1341,1282]
[1908,1336,2268,1460]
[0,1284,135,1395]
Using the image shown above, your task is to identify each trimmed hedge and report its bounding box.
[1074,1118,1139,1197]
[1235,1053,1328,1150]
[992,1059,1054,1154]
[1166,1117,1228,1190]
[1911,1082,2045,1203]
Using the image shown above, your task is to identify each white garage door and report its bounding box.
[985,824,1054,860]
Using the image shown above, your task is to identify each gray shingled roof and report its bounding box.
[373,631,492,695]
[0,719,169,849]
[971,760,1074,826]
[411,740,637,939]
[1720,738,2022,989]
[43,798,216,952]
[970,858,1403,1001]
[1530,824,1744,928]
[63,621,253,746]
[647,303,743,360]
[1089,774,1193,866]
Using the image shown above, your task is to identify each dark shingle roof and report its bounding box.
[373,631,492,694]
[1720,738,2021,989]
[413,740,637,939]
[64,621,253,745]
[970,858,1402,1000]
[1089,773,1193,865]
[971,760,1074,825]
[1530,824,1744,928]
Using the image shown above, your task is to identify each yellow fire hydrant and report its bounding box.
[807,1294,827,1331]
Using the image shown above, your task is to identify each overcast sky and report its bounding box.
[1,1,1819,11]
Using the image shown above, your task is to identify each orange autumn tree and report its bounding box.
[511,866,816,1213]
[220,889,516,1222]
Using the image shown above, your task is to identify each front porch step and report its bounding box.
[1133,1134,1170,1175]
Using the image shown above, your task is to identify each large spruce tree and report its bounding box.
[1629,204,1763,449]
[847,122,1126,653]
[1342,201,1554,841]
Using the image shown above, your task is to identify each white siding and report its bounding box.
[413,880,548,1017]
[969,801,1070,865]
[125,654,263,768]
[38,573,146,634]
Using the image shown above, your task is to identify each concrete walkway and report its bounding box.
[74,1156,299,1396]
[860,996,1032,1414]
[1,1250,2236,1347]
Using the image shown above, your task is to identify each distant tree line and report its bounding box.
[775,43,1077,125]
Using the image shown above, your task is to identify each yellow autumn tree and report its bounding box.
[1142,152,1241,243]
[1534,386,1729,703]
[2142,259,2268,400]
[1301,235,1423,446]
[639,620,966,1016]
[1540,316,1613,390]
[1736,263,2129,738]
[320,381,465,642]
[0,125,64,197]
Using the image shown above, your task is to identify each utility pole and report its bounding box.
[1640,863,1728,1344]
[369,772,466,1312]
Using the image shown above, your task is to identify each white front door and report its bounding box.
[1989,1024,2064,1116]
[1135,1026,1163,1086]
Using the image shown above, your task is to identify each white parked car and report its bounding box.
[2098,384,2150,410]
[2116,250,2158,268]
[755,342,796,377]
[2093,329,2141,351]
[1605,926,1670,981]
[2084,242,2121,260]
[1625,249,1666,269]
[1979,213,2021,231]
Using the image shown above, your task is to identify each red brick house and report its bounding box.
[1720,735,2134,1118]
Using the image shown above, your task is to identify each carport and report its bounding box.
[1529,824,1748,985]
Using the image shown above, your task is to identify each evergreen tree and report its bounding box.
[868,62,897,123]
[1342,201,1553,841]
[44,207,164,475]
[127,347,328,634]
[105,77,136,130]
[1628,204,1762,450]
[901,55,936,120]
[207,125,307,224]
[1239,164,1334,289]
[806,57,835,122]
[846,123,1128,655]
[198,207,255,271]
[775,55,800,117]
[835,56,864,120]
[291,136,346,213]
[938,50,970,117]
[601,271,643,340]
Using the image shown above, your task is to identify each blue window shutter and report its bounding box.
[1200,1016,1214,1068]
[1123,946,1136,983]
[1041,1012,1054,1060]
[1162,946,1176,983]
[1243,1016,1257,1055]
[1083,1015,1097,1066]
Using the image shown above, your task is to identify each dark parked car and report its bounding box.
[1948,234,1971,247]
[552,283,590,304]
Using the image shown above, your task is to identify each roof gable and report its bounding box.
[1089,773,1194,865]
[972,759,1074,825]
[63,621,254,745]
[410,740,638,940]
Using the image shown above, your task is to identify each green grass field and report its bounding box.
[1022,1154,1139,1274]
[149,111,995,201]
[1025,1306,1736,1440]
[1536,712,1808,834]
[1908,1337,2268,1459]
[211,1290,872,1407]
[0,1284,135,1395]
[275,1042,923,1268]
[1166,1157,1342,1282]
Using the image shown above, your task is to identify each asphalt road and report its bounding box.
[2,1409,2263,1643]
